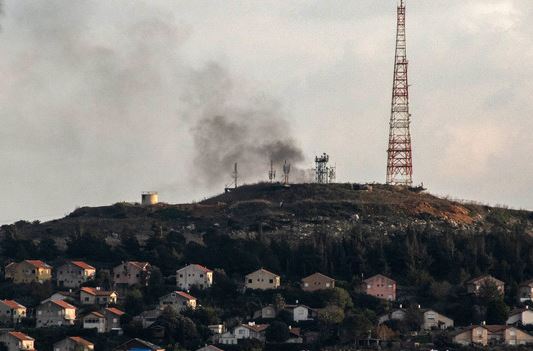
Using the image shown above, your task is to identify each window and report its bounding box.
[304,283,309,287]
[248,279,252,283]
[269,279,273,284]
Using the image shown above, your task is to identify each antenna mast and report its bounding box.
[282,161,291,185]
[268,160,276,183]
[386,0,413,186]
[233,162,238,189]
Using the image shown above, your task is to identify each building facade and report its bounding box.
[56,261,96,288]
[245,269,280,290]
[5,260,52,284]
[80,287,118,305]
[36,300,76,328]
[176,264,213,290]
[362,274,396,301]
[0,300,27,325]
[159,291,197,312]
[301,273,335,292]
[113,261,151,287]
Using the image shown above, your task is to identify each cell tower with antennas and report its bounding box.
[225,162,239,193]
[282,161,291,185]
[315,153,336,184]
[268,160,276,183]
[386,0,413,186]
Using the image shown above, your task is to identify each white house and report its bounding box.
[219,323,269,345]
[378,308,407,324]
[286,305,315,322]
[159,291,197,312]
[421,309,454,330]
[507,308,533,326]
[176,264,213,290]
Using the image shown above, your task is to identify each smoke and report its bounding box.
[0,0,304,221]
[188,64,304,187]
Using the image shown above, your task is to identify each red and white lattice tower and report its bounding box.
[386,0,413,186]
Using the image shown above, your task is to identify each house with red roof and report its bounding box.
[245,269,280,290]
[80,287,118,305]
[0,331,35,351]
[219,322,269,345]
[362,274,396,301]
[467,275,505,296]
[53,336,94,351]
[113,261,151,287]
[36,300,76,328]
[159,291,197,312]
[4,260,52,284]
[301,272,335,291]
[82,311,106,333]
[0,300,27,325]
[56,261,96,288]
[176,264,213,290]
[104,307,125,333]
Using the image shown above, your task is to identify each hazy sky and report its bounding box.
[1,0,532,223]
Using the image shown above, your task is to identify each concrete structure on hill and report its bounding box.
[113,261,151,287]
[301,272,335,291]
[5,260,52,284]
[362,274,396,301]
[245,269,280,290]
[0,331,35,351]
[36,300,76,328]
[159,291,197,312]
[453,325,533,346]
[176,264,213,290]
[80,287,118,305]
[0,300,27,325]
[53,337,94,351]
[56,261,96,288]
[466,275,505,295]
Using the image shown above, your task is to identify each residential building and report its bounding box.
[113,338,164,351]
[36,300,76,328]
[5,260,52,284]
[301,272,335,292]
[56,261,96,288]
[286,305,316,322]
[80,287,118,305]
[421,309,454,330]
[245,269,280,290]
[0,331,35,351]
[378,308,407,325]
[453,325,533,346]
[507,307,533,326]
[133,309,162,329]
[53,337,94,351]
[362,274,396,301]
[252,305,277,320]
[519,280,533,302]
[41,291,77,304]
[104,307,125,333]
[176,264,213,290]
[219,322,269,345]
[287,327,303,344]
[0,300,27,325]
[113,261,151,287]
[83,311,106,333]
[196,346,223,351]
[466,275,505,295]
[159,291,197,312]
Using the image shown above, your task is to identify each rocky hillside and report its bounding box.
[1,183,531,248]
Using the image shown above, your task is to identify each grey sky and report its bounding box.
[0,0,531,223]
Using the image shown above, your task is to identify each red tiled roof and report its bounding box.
[70,261,96,270]
[484,325,508,333]
[69,337,93,346]
[363,274,395,283]
[242,323,269,333]
[25,260,51,269]
[8,331,34,341]
[174,291,196,301]
[1,299,26,309]
[51,300,76,309]
[246,268,279,278]
[302,272,334,282]
[194,264,213,273]
[85,311,105,318]
[105,307,125,316]
[81,287,115,296]
[289,327,301,337]
[129,261,150,270]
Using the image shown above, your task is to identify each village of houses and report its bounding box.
[1,259,533,350]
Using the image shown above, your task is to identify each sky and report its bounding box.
[0,0,532,223]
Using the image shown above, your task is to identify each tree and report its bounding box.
[318,305,345,326]
[322,287,353,309]
[265,321,290,343]
[486,299,509,324]
[124,288,145,315]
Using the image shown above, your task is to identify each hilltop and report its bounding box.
[1,183,531,248]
